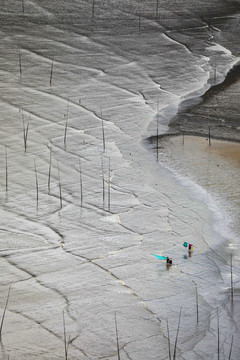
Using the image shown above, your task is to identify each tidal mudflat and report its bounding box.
[0,0,240,359]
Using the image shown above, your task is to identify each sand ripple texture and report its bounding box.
[0,1,239,359]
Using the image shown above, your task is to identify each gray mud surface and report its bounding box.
[167,62,240,142]
[1,1,240,359]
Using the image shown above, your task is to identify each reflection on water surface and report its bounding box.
[159,135,240,239]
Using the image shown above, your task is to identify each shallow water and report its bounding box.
[158,135,240,244]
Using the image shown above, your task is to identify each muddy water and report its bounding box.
[158,135,240,244]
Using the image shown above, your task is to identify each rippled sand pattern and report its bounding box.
[1,1,240,359]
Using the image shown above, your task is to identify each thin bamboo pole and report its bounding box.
[102,120,105,153]
[25,123,29,150]
[34,158,39,204]
[156,117,159,162]
[166,318,171,360]
[63,311,67,360]
[48,146,52,193]
[64,99,69,149]
[0,287,11,340]
[217,308,220,360]
[64,120,68,150]
[208,126,211,146]
[108,157,111,212]
[115,313,120,360]
[101,155,105,209]
[228,335,234,360]
[214,64,217,82]
[196,286,199,324]
[50,60,53,86]
[22,114,29,152]
[157,99,159,161]
[19,52,22,76]
[57,161,62,209]
[5,145,8,192]
[230,254,234,305]
[66,335,71,358]
[22,114,26,151]
[173,307,182,360]
[79,159,83,208]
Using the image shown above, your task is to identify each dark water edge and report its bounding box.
[156,61,240,144]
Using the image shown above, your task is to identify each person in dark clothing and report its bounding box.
[166,257,172,266]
